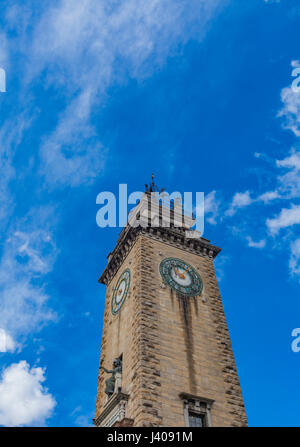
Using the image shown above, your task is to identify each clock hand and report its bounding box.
[174,266,186,280]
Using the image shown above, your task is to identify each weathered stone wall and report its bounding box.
[95,233,247,427]
[150,237,247,427]
[95,237,140,420]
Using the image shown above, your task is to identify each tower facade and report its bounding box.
[94,189,247,427]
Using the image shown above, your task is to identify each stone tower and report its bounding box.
[94,182,247,427]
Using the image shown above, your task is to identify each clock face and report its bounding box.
[111,269,131,315]
[159,258,203,297]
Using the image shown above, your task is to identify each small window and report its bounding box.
[179,392,214,427]
[188,411,206,427]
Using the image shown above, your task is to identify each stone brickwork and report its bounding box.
[95,227,247,427]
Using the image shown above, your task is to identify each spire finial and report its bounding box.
[145,173,165,194]
[151,173,155,191]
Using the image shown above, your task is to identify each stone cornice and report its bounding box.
[93,392,129,426]
[99,225,221,286]
[179,392,215,406]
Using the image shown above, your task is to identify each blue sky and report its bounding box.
[0,0,299,427]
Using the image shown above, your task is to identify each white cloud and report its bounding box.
[266,204,300,235]
[0,329,16,353]
[0,0,225,193]
[278,61,300,137]
[214,254,230,283]
[246,237,266,249]
[225,180,284,219]
[205,190,220,224]
[39,88,106,186]
[71,406,93,427]
[0,361,56,427]
[275,148,300,199]
[277,148,300,171]
[292,60,300,68]
[257,190,281,203]
[0,217,58,348]
[226,191,253,216]
[225,151,300,211]
[223,62,300,280]
[16,0,223,186]
[0,114,33,229]
[289,239,300,278]
[0,31,9,68]
[29,0,222,85]
[75,414,93,427]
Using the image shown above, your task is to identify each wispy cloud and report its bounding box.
[0,211,58,348]
[289,239,300,279]
[71,406,93,427]
[0,114,33,228]
[276,148,300,198]
[214,254,230,283]
[246,237,266,249]
[0,29,9,68]
[226,191,253,216]
[257,190,282,203]
[266,204,300,235]
[222,61,300,279]
[205,190,220,224]
[39,88,106,187]
[2,0,224,187]
[278,60,300,137]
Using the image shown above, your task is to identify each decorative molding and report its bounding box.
[93,392,130,427]
[112,417,134,427]
[179,392,214,405]
[99,225,221,285]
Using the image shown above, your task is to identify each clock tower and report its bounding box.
[94,181,247,427]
